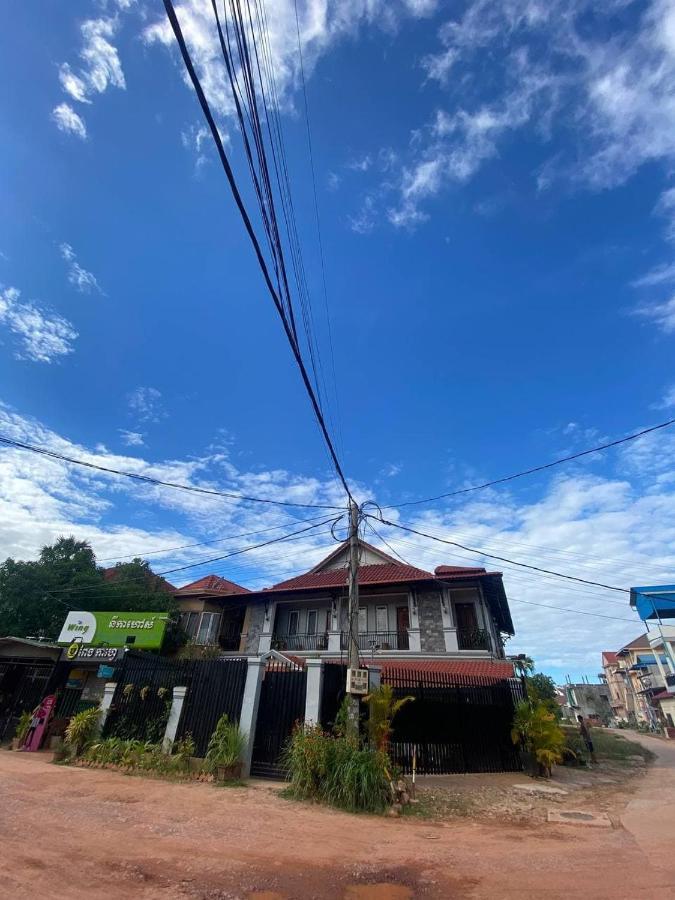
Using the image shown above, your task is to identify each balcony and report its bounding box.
[457,627,492,652]
[272,632,329,652]
[340,631,410,652]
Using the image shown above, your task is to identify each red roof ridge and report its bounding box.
[176,574,250,595]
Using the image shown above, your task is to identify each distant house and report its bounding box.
[174,539,515,678]
[557,681,613,724]
[602,634,672,726]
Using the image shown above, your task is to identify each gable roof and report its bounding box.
[619,634,650,653]
[175,574,250,595]
[309,539,401,573]
[266,561,436,593]
[602,651,619,665]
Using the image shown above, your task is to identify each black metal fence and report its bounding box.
[383,668,524,774]
[103,652,248,756]
[250,660,307,779]
[0,660,56,741]
[177,658,247,756]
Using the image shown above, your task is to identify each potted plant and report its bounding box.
[204,714,247,781]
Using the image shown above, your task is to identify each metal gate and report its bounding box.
[320,662,347,732]
[384,668,524,774]
[250,660,307,779]
[0,661,55,741]
[177,658,247,757]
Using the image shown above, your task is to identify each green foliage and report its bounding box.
[178,640,222,660]
[84,735,196,776]
[512,700,565,776]
[284,724,392,814]
[364,684,414,751]
[14,710,32,744]
[512,655,535,678]
[0,537,180,643]
[204,714,247,773]
[64,706,101,756]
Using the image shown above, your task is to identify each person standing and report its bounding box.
[577,714,597,764]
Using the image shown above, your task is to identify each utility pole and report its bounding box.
[346,498,361,736]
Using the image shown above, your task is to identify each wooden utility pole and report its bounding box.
[346,499,361,734]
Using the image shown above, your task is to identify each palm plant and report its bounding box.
[204,714,247,778]
[511,700,565,777]
[364,684,413,752]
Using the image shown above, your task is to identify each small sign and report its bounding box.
[346,668,369,695]
[61,646,121,663]
[97,665,115,679]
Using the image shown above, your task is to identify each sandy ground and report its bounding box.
[1,734,675,900]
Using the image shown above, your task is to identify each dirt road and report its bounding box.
[2,734,675,899]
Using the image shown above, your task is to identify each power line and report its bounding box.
[162,0,352,500]
[369,515,631,594]
[510,597,637,623]
[383,417,675,509]
[97,512,331,562]
[0,435,342,510]
[45,517,340,597]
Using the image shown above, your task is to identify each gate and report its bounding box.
[250,660,307,779]
[320,662,347,732]
[177,658,247,757]
[0,661,55,741]
[384,668,524,774]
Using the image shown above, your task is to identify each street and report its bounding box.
[2,733,675,899]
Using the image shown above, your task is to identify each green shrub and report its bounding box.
[512,700,565,776]
[204,714,247,774]
[364,685,413,752]
[284,724,392,814]
[14,710,32,745]
[64,706,101,756]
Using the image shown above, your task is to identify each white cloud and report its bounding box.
[127,386,165,424]
[657,186,675,242]
[0,286,77,363]
[632,261,675,288]
[633,295,675,334]
[51,103,87,140]
[59,243,104,295]
[60,17,126,104]
[347,154,372,172]
[119,430,145,447]
[653,384,675,409]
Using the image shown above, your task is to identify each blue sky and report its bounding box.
[2,0,675,682]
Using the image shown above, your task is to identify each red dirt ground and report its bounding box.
[2,733,675,899]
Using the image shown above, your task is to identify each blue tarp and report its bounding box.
[631,585,675,621]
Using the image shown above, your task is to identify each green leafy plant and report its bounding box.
[364,684,414,752]
[171,733,196,772]
[178,640,222,660]
[14,710,32,745]
[283,724,392,813]
[511,700,565,777]
[204,714,246,777]
[64,706,101,757]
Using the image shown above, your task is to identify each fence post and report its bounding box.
[99,682,117,731]
[239,657,265,777]
[304,658,324,725]
[162,685,188,753]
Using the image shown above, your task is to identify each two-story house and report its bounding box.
[176,539,515,675]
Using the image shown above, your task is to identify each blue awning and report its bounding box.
[631,585,675,621]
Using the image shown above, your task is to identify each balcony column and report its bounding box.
[327,594,341,652]
[407,590,421,652]
[258,600,276,654]
[440,589,459,652]
[304,658,324,724]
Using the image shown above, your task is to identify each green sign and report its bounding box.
[57,610,169,650]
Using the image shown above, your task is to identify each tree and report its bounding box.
[512,655,535,678]
[0,538,179,646]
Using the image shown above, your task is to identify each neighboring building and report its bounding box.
[601,634,672,726]
[174,539,515,676]
[0,636,62,741]
[558,681,613,724]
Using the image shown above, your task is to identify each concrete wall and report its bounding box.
[417,591,445,653]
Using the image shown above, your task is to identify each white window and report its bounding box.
[307,610,318,635]
[288,610,299,635]
[180,611,199,639]
[358,607,367,633]
[196,612,221,645]
[376,606,388,633]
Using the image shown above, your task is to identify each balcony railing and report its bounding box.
[457,627,492,652]
[272,632,329,652]
[340,631,409,651]
[218,628,242,651]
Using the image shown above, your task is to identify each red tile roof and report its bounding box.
[102,566,176,592]
[322,658,514,680]
[619,634,650,652]
[265,562,436,593]
[652,690,673,702]
[602,651,619,665]
[176,574,250,595]
[435,565,487,576]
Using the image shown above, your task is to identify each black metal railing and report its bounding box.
[340,631,409,651]
[218,626,243,651]
[666,673,675,689]
[457,627,492,651]
[272,632,329,652]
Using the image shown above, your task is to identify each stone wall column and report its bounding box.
[239,657,265,777]
[162,685,188,753]
[304,658,324,724]
[258,601,276,654]
[440,589,459,652]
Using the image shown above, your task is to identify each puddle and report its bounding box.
[547,809,612,828]
[344,886,413,900]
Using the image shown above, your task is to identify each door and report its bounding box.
[396,606,410,650]
[375,606,388,634]
[455,602,479,649]
[251,661,307,779]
